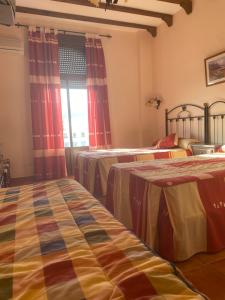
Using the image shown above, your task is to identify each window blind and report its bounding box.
[58,34,87,89]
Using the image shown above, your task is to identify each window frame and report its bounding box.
[65,80,73,148]
[61,82,89,149]
[58,34,88,149]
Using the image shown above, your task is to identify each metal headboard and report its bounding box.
[208,101,225,144]
[165,103,208,143]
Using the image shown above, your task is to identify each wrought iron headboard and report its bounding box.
[208,100,225,145]
[165,103,208,143]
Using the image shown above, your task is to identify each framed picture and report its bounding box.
[205,50,225,86]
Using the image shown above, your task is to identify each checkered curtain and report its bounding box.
[85,37,112,149]
[28,27,67,180]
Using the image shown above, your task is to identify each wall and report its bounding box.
[152,0,225,137]
[0,17,154,178]
[0,26,33,178]
[138,31,156,146]
[102,29,155,148]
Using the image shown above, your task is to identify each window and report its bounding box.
[61,88,89,147]
[59,34,88,147]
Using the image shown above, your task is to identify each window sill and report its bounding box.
[65,146,89,151]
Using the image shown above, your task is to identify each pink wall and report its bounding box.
[152,0,225,137]
[0,18,154,178]
[0,26,33,178]
[103,30,155,148]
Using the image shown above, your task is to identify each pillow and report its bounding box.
[154,133,178,149]
[178,138,200,151]
[215,145,225,152]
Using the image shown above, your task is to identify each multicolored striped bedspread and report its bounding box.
[106,153,225,262]
[74,147,190,198]
[0,179,206,299]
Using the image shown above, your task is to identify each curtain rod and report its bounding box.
[15,23,112,39]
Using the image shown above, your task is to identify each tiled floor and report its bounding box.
[9,176,35,186]
[176,250,225,300]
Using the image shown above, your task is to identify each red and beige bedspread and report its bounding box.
[74,147,190,198]
[106,154,225,262]
[0,179,206,299]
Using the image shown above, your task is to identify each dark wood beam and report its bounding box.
[16,6,157,37]
[53,0,173,27]
[157,0,192,14]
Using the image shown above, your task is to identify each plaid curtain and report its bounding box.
[28,27,67,180]
[85,37,112,149]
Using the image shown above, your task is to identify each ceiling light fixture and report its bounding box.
[88,0,128,9]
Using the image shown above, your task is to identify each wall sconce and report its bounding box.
[146,97,162,110]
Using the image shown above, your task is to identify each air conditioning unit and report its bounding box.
[0,37,23,54]
[0,0,16,26]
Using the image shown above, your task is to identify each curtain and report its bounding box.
[28,27,67,180]
[86,37,112,149]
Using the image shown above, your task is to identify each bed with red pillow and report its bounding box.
[106,153,225,262]
[74,134,193,199]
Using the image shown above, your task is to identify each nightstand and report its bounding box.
[191,144,217,155]
[0,159,10,188]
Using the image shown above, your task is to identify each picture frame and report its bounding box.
[205,50,225,87]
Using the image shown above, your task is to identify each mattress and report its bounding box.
[106,153,225,261]
[74,147,190,198]
[0,178,206,299]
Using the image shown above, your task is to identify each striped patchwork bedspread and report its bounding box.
[74,147,190,198]
[0,179,206,299]
[106,153,225,262]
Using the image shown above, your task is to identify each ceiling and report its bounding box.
[15,0,193,36]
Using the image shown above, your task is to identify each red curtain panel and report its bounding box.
[28,28,67,180]
[86,37,112,149]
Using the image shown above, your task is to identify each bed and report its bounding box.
[106,153,225,262]
[0,179,206,299]
[74,147,191,199]
[73,103,207,199]
[105,100,225,262]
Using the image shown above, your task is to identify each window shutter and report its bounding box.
[58,34,87,89]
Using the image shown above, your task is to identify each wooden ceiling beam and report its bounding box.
[157,0,192,14]
[53,0,173,27]
[16,6,157,37]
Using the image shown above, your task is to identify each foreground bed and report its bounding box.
[106,154,225,262]
[74,147,190,199]
[0,179,205,299]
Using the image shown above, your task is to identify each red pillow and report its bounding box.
[154,133,178,149]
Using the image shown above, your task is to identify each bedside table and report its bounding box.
[0,159,10,188]
[191,144,217,155]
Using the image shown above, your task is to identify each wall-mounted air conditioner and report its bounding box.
[0,0,16,26]
[0,37,24,54]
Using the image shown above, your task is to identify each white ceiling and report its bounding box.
[16,0,182,31]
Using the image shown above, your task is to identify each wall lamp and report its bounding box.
[146,97,162,110]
